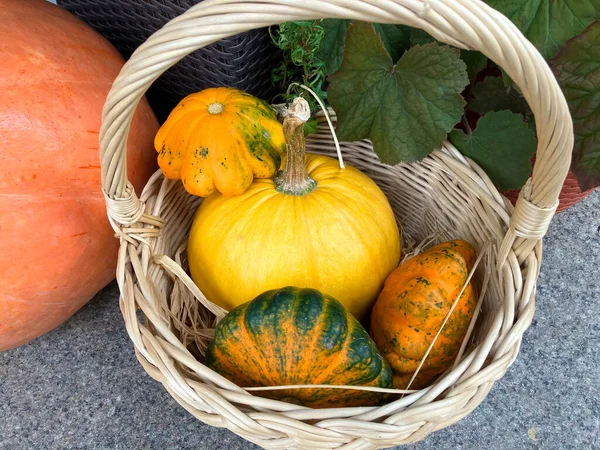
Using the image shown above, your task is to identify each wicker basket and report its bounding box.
[505,170,597,213]
[58,0,280,122]
[99,1,573,448]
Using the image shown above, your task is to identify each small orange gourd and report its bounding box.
[370,240,477,389]
[154,87,286,197]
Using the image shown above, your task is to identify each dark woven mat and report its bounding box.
[58,0,281,122]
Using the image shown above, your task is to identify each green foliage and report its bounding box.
[316,19,351,75]
[468,76,531,116]
[449,111,537,190]
[271,3,600,191]
[270,21,327,111]
[485,0,600,59]
[371,23,412,62]
[317,20,411,74]
[407,29,487,81]
[550,21,600,190]
[461,50,488,82]
[303,118,319,136]
[408,28,436,47]
[328,22,468,164]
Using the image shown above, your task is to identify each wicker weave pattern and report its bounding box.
[98,1,574,448]
[58,0,279,121]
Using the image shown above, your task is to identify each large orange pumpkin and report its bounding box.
[0,0,158,350]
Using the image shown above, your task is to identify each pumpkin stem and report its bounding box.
[275,97,316,195]
[208,102,224,114]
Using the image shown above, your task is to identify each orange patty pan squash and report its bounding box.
[154,87,286,197]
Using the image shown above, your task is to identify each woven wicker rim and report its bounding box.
[99,1,573,448]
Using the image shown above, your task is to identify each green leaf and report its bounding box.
[318,20,412,74]
[328,22,469,164]
[409,28,487,81]
[469,76,531,115]
[449,111,537,190]
[485,0,600,59]
[409,28,436,46]
[303,118,319,136]
[550,21,600,190]
[372,23,411,62]
[461,50,488,82]
[317,19,351,74]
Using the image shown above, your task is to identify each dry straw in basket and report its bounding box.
[99,0,573,448]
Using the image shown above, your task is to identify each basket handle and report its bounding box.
[100,0,573,257]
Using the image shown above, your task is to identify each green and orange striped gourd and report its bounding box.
[206,286,393,408]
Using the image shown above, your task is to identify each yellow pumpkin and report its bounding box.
[188,98,401,320]
[154,87,286,197]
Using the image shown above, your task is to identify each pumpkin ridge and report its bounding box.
[235,121,282,178]
[308,162,390,207]
[315,309,377,386]
[180,95,210,109]
[206,287,393,407]
[156,119,186,179]
[229,92,278,122]
[228,93,278,120]
[296,198,321,290]
[289,288,328,386]
[234,115,283,175]
[204,178,276,220]
[234,118,268,152]
[241,289,286,387]
[209,124,254,196]
[316,178,398,246]
[309,297,352,386]
[160,111,209,181]
[307,189,390,316]
[303,154,334,176]
[304,159,348,183]
[257,117,287,161]
[286,288,303,386]
[230,179,278,204]
[345,322,386,385]
[233,104,275,122]
[206,305,259,387]
[189,188,283,309]
[181,116,225,196]
[160,109,210,145]
[442,240,476,267]
[238,307,275,387]
[311,337,354,386]
[307,188,367,245]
